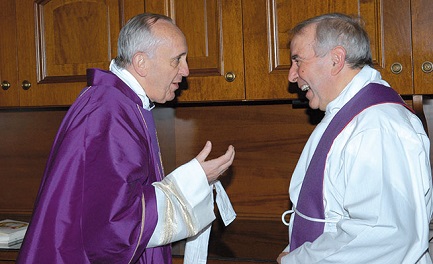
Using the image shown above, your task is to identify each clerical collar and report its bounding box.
[109,59,155,111]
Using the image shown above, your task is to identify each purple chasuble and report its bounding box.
[17,69,171,264]
[289,83,414,251]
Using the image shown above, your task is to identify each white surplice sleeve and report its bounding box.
[147,158,213,246]
[147,158,236,262]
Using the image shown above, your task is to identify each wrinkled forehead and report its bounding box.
[290,24,316,56]
[150,20,188,59]
[153,20,187,45]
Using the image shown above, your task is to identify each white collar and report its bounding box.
[325,65,390,115]
[109,60,155,111]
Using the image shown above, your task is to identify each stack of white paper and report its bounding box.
[0,219,29,248]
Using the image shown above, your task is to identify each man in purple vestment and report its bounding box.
[17,13,235,264]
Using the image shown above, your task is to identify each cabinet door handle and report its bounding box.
[421,61,433,73]
[224,72,236,82]
[390,62,403,74]
[22,80,31,90]
[1,80,11,90]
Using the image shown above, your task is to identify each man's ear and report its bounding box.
[132,52,147,77]
[330,46,346,75]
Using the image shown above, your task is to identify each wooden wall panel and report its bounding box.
[0,110,66,216]
[0,107,175,217]
[173,104,317,220]
[0,104,317,221]
[0,104,317,262]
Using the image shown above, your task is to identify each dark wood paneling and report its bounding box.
[0,107,176,216]
[0,110,66,216]
[173,104,317,220]
[0,104,317,262]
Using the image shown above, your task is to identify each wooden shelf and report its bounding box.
[208,218,287,260]
[173,218,288,263]
[0,249,19,263]
[0,219,287,263]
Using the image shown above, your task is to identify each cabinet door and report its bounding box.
[372,0,433,95]
[0,0,19,107]
[144,0,245,102]
[243,0,382,100]
[376,0,413,94]
[17,0,120,106]
[14,0,125,107]
[412,0,433,94]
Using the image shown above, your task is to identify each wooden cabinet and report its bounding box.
[142,1,375,102]
[145,0,433,102]
[378,0,433,94]
[411,0,433,94]
[0,0,145,108]
[260,0,433,96]
[1,1,431,106]
[242,0,378,100]
[143,0,246,102]
[0,1,19,107]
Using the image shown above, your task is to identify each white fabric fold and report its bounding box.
[214,181,236,226]
[184,181,236,264]
[183,224,212,264]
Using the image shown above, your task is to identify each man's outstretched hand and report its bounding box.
[196,141,235,183]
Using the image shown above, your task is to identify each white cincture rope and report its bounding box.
[281,207,341,226]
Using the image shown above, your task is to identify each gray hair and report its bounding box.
[114,13,174,68]
[291,13,373,69]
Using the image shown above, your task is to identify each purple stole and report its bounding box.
[289,83,414,251]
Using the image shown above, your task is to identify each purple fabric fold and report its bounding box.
[17,69,171,263]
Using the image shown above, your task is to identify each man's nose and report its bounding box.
[180,61,189,77]
[288,65,298,83]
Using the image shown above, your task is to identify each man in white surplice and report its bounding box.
[278,13,433,264]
